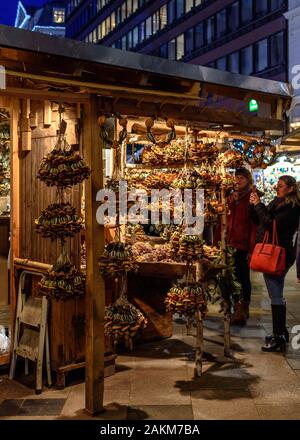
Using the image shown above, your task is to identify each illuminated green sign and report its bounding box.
[249,99,259,112]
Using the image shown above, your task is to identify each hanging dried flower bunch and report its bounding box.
[98,115,128,149]
[105,293,148,349]
[98,242,139,277]
[165,283,209,317]
[35,202,84,241]
[37,140,91,188]
[39,250,85,301]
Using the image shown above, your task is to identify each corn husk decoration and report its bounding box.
[165,283,209,317]
[37,139,91,188]
[98,242,139,277]
[105,293,148,349]
[39,249,85,301]
[35,202,83,241]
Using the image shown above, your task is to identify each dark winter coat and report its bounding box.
[296,219,300,278]
[227,190,257,253]
[253,198,300,269]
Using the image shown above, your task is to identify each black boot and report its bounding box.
[265,305,289,344]
[262,305,287,352]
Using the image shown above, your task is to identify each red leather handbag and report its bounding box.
[249,220,286,276]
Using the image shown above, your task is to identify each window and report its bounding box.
[121,36,126,50]
[160,5,167,29]
[255,0,268,17]
[153,10,160,34]
[127,0,133,16]
[133,26,139,46]
[101,21,106,37]
[97,0,102,12]
[98,23,102,39]
[228,52,240,73]
[241,45,253,75]
[185,28,194,55]
[116,7,122,25]
[139,21,145,42]
[168,39,176,60]
[195,0,202,6]
[159,43,168,58]
[241,0,253,25]
[133,0,138,13]
[146,16,152,38]
[270,31,284,67]
[53,8,65,24]
[105,16,111,34]
[228,1,239,32]
[176,34,184,59]
[111,12,116,31]
[216,9,227,38]
[176,0,184,19]
[255,38,268,72]
[216,57,227,71]
[195,22,204,48]
[92,28,97,42]
[121,2,126,20]
[206,16,216,44]
[127,31,133,49]
[270,0,283,11]
[185,0,193,13]
[168,0,176,24]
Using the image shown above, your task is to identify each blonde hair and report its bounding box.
[279,175,300,207]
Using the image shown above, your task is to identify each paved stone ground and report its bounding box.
[0,268,300,420]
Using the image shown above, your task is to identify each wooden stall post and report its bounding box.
[84,97,105,415]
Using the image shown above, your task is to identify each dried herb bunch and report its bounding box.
[170,233,204,262]
[98,242,139,277]
[35,202,83,241]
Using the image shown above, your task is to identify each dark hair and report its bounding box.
[279,175,300,207]
[235,167,253,185]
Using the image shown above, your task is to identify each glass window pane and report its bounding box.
[105,16,111,34]
[153,11,160,34]
[185,28,194,55]
[255,39,268,72]
[270,0,283,11]
[176,34,184,59]
[270,32,284,67]
[101,21,106,37]
[228,1,239,32]
[127,0,132,16]
[216,56,227,71]
[160,5,167,29]
[168,39,176,60]
[146,16,152,38]
[121,2,126,20]
[195,0,202,6]
[241,0,253,25]
[98,23,102,39]
[185,0,193,13]
[168,0,175,24]
[176,0,184,18]
[241,46,253,74]
[217,9,226,38]
[255,0,268,16]
[206,16,216,44]
[127,31,133,49]
[159,43,168,58]
[121,36,126,50]
[133,26,139,46]
[228,52,240,73]
[133,0,138,13]
[139,21,145,42]
[111,12,116,31]
[195,22,204,48]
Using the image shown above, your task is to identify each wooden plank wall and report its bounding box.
[19,101,85,368]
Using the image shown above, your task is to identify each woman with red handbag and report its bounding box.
[250,175,300,352]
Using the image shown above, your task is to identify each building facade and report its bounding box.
[15,0,67,37]
[66,0,287,82]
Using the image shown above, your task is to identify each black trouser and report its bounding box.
[234,249,251,305]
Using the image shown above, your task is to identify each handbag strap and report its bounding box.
[272,219,279,246]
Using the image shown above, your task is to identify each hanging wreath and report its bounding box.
[165,282,210,317]
[35,202,83,241]
[98,115,128,149]
[169,233,204,262]
[98,242,139,277]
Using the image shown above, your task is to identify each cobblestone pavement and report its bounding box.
[1,268,300,420]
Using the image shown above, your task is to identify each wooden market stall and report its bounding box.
[0,25,292,414]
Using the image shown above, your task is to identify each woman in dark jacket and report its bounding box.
[250,175,300,352]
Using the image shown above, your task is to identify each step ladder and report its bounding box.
[9,270,52,394]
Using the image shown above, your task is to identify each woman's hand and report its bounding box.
[249,192,261,206]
